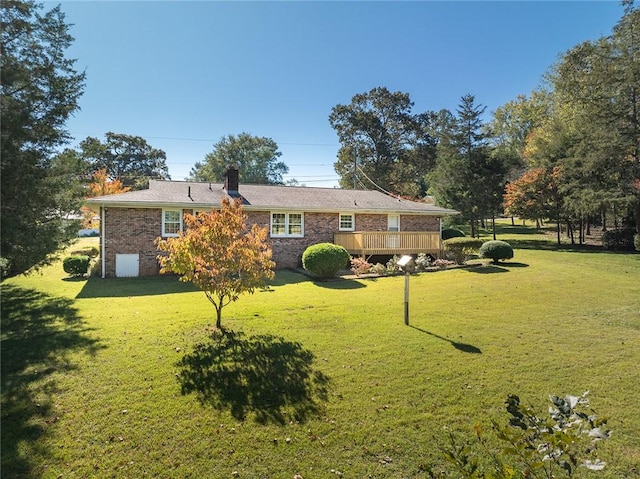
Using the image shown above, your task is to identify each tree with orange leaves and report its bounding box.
[503,166,562,230]
[87,168,131,197]
[155,198,275,329]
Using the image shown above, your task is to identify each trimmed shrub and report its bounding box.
[602,228,636,251]
[635,233,640,252]
[443,237,484,264]
[63,255,90,277]
[442,228,465,240]
[70,246,100,258]
[302,243,350,279]
[480,240,514,263]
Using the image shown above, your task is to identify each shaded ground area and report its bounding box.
[1,285,103,479]
[176,329,330,424]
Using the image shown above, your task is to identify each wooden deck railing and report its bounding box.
[334,231,442,257]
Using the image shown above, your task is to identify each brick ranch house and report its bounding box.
[84,168,458,278]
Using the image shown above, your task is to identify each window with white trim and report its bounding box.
[339,213,355,231]
[271,212,304,237]
[162,209,182,237]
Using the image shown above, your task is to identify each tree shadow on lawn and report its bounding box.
[176,329,330,424]
[1,285,104,479]
[313,278,366,290]
[76,275,199,298]
[77,270,312,298]
[465,262,529,274]
[409,325,482,354]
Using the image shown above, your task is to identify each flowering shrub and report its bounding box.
[415,253,433,271]
[370,263,386,276]
[386,255,400,274]
[350,257,372,276]
[433,258,455,269]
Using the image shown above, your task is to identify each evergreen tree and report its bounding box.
[1,0,85,277]
[429,95,508,236]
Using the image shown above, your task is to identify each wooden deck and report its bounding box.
[334,231,442,257]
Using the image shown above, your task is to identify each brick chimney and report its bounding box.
[224,166,239,195]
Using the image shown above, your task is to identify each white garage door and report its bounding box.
[115,254,139,277]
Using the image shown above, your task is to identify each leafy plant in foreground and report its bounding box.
[440,392,611,478]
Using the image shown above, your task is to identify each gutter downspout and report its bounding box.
[439,217,443,258]
[101,206,106,279]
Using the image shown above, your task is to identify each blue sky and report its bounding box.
[53,1,623,187]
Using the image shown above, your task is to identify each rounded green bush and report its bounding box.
[63,255,90,276]
[602,228,635,251]
[479,240,514,263]
[442,228,465,240]
[443,237,484,264]
[302,243,350,279]
[635,233,640,252]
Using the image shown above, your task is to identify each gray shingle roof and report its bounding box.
[85,180,458,216]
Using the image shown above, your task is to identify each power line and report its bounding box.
[67,131,339,148]
[356,165,400,198]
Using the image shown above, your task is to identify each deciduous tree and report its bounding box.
[189,133,288,185]
[87,168,131,197]
[155,198,275,329]
[79,132,169,190]
[504,167,562,230]
[329,87,435,197]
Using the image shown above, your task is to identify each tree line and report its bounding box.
[330,4,639,242]
[2,0,637,277]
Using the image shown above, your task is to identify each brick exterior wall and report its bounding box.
[103,207,163,277]
[400,215,440,232]
[101,207,441,276]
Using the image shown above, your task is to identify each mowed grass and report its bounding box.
[2,232,639,478]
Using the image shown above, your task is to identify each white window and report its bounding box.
[387,215,400,232]
[162,209,182,237]
[271,212,304,237]
[339,213,355,231]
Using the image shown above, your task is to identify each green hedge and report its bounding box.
[302,243,350,279]
[443,237,484,264]
[63,255,90,277]
[442,228,465,240]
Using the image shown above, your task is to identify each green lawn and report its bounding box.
[2,232,639,478]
